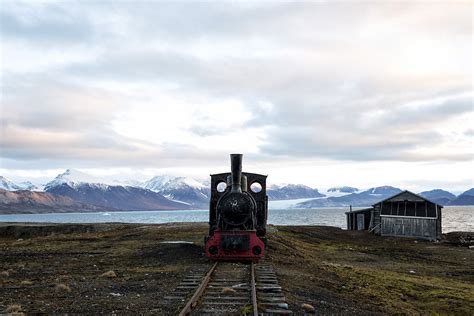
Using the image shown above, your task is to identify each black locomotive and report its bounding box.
[205,154,268,261]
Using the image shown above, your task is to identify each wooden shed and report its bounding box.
[345,208,372,231]
[347,190,442,240]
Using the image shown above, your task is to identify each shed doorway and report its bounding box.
[357,214,365,230]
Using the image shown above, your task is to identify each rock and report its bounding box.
[55,283,71,293]
[409,270,416,274]
[100,270,117,278]
[301,303,315,313]
[20,280,34,285]
[6,304,22,314]
[222,287,237,294]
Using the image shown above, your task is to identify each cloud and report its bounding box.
[0,75,219,168]
[0,2,93,44]
[0,1,472,175]
[254,93,473,161]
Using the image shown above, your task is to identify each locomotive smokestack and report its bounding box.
[230,154,243,193]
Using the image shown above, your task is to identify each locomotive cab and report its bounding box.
[205,154,268,261]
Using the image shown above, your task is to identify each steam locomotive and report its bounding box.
[205,154,268,261]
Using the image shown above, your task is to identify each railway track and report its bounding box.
[167,261,292,315]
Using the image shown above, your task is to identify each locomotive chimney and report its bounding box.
[230,154,243,193]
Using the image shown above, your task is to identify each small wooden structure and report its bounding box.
[346,207,372,231]
[346,190,442,240]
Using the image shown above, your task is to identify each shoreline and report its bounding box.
[1,204,474,216]
[1,204,472,234]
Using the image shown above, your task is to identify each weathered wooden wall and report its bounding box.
[380,216,438,240]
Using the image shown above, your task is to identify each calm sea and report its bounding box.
[0,206,472,233]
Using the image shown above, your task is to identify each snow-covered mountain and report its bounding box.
[297,185,402,208]
[144,175,206,191]
[43,170,192,211]
[267,184,325,200]
[46,183,189,211]
[0,176,39,191]
[143,175,210,208]
[0,176,23,191]
[44,169,106,190]
[361,186,399,195]
[18,181,39,191]
[327,186,359,195]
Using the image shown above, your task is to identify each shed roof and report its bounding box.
[372,190,442,207]
[345,207,373,215]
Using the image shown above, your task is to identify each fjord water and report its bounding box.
[0,206,472,233]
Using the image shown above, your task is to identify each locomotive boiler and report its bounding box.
[205,154,268,261]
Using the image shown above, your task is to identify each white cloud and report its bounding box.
[0,1,472,190]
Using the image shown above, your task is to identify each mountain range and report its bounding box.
[0,189,107,214]
[267,184,325,200]
[0,176,38,191]
[0,170,473,214]
[297,185,403,208]
[43,170,191,211]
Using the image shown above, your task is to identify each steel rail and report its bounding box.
[178,262,218,316]
[250,262,258,316]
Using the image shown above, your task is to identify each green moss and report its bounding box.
[239,304,253,314]
[269,227,474,314]
[310,249,474,313]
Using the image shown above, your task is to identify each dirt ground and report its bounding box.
[0,222,473,315]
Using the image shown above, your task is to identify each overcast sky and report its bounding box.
[0,1,472,192]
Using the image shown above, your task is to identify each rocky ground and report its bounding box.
[0,223,473,314]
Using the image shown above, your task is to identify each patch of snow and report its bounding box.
[172,200,192,206]
[323,186,359,197]
[143,175,175,190]
[111,179,144,187]
[144,175,206,192]
[268,183,284,190]
[18,181,39,191]
[181,177,206,189]
[322,190,351,198]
